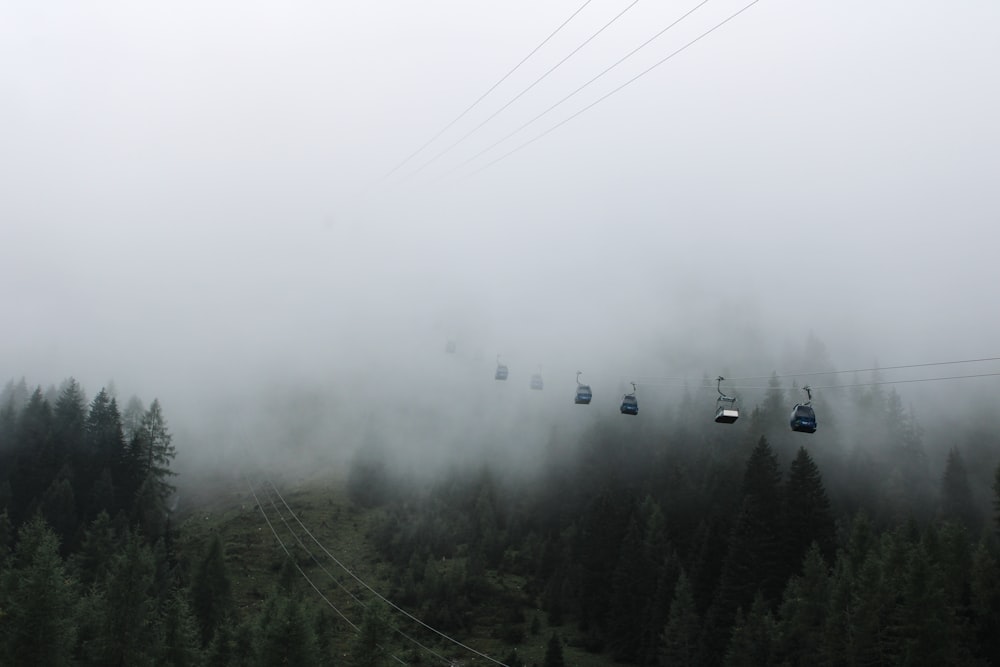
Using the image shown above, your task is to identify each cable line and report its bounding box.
[407,0,644,179]
[436,0,713,179]
[266,478,510,667]
[260,482,451,666]
[244,477,361,632]
[467,0,759,177]
[380,0,596,182]
[630,355,1000,385]
[635,371,1000,391]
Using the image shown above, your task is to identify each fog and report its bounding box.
[2,1,999,484]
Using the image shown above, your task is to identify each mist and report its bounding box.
[2,1,998,497]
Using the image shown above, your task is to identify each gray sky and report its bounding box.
[2,0,999,460]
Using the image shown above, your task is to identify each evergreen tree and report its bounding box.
[723,594,776,667]
[350,603,390,667]
[129,400,176,542]
[776,544,829,666]
[543,632,565,667]
[0,516,77,666]
[940,446,980,533]
[661,570,700,666]
[994,461,1000,537]
[121,396,145,445]
[190,532,233,647]
[784,447,836,569]
[40,476,77,552]
[72,511,117,585]
[52,378,86,466]
[205,618,236,667]
[84,390,126,517]
[702,437,785,662]
[607,515,645,662]
[11,388,54,524]
[0,509,11,567]
[161,589,202,667]
[90,532,160,666]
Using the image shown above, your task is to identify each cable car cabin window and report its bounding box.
[794,405,815,419]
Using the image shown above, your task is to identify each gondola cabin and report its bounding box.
[530,374,544,390]
[445,340,456,353]
[495,365,509,381]
[620,394,638,415]
[715,398,739,424]
[574,385,592,404]
[790,404,817,433]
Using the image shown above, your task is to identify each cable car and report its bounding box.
[530,374,544,390]
[495,355,508,381]
[714,376,739,424]
[790,385,817,433]
[620,382,638,415]
[445,340,456,354]
[574,371,592,404]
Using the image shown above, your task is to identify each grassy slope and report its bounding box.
[175,472,611,666]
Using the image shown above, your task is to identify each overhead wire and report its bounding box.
[259,482,451,666]
[464,0,760,177]
[266,478,510,667]
[438,0,712,180]
[244,477,361,633]
[406,0,644,179]
[379,0,596,182]
[630,355,1000,385]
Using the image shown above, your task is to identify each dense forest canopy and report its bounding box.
[2,370,999,665]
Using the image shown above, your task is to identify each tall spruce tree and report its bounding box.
[0,516,77,666]
[661,570,700,666]
[190,533,234,647]
[940,446,980,532]
[784,447,836,569]
[543,632,565,667]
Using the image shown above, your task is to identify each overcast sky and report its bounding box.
[2,0,998,444]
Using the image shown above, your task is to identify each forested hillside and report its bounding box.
[3,375,1000,666]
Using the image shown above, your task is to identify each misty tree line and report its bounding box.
[348,378,1000,665]
[0,377,406,666]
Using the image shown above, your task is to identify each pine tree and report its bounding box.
[72,510,117,585]
[723,593,777,667]
[0,509,12,567]
[776,544,829,665]
[161,589,203,667]
[607,515,645,662]
[0,516,77,666]
[350,603,390,667]
[941,447,980,533]
[543,632,565,667]
[661,570,700,666]
[784,447,836,569]
[190,532,234,647]
[84,390,126,517]
[52,378,86,465]
[129,400,176,541]
[40,476,77,552]
[90,532,160,666]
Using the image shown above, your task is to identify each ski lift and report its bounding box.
[530,366,544,390]
[445,340,456,354]
[574,371,592,405]
[620,382,638,415]
[714,376,739,424]
[790,385,817,433]
[495,355,508,381]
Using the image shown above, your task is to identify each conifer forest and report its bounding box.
[2,371,999,666]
